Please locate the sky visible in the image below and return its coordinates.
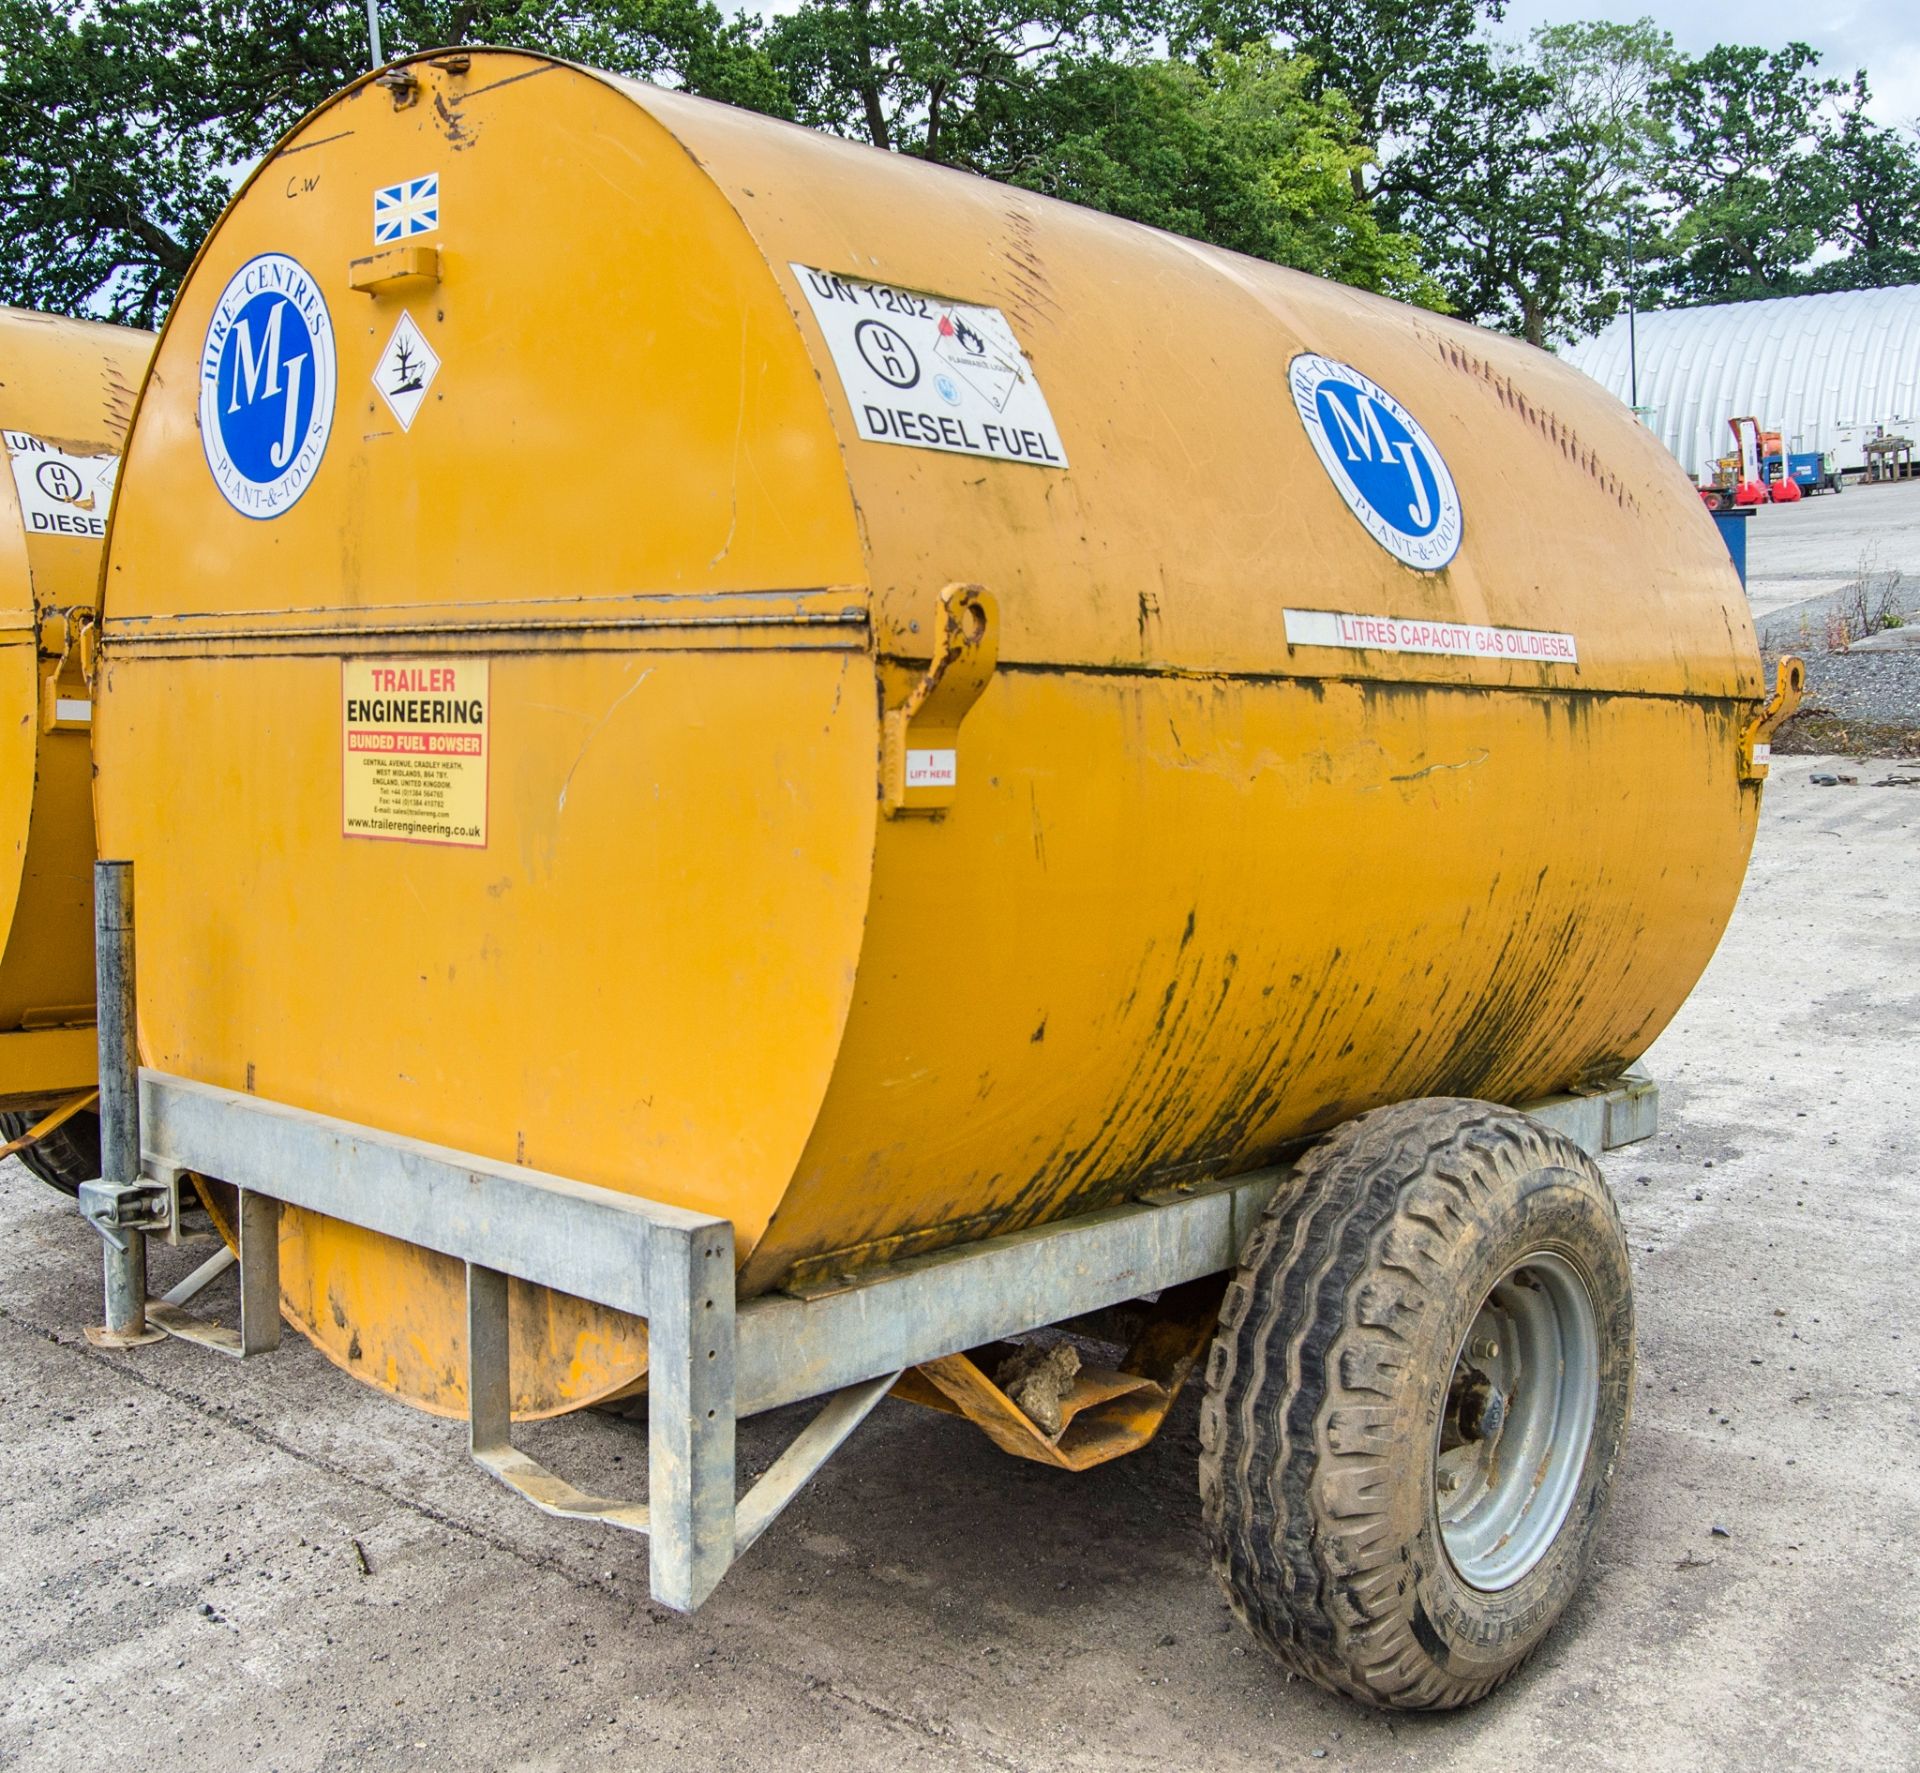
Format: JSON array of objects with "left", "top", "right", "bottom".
[{"left": 1491, "top": 0, "right": 1920, "bottom": 128}]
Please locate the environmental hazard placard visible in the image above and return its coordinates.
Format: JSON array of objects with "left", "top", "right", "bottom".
[
  {"left": 793, "top": 265, "right": 1068, "bottom": 468},
  {"left": 3, "top": 431, "right": 121, "bottom": 540},
  {"left": 342, "top": 659, "right": 489, "bottom": 848}
]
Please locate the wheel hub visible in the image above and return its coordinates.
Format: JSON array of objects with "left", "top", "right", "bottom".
[{"left": 1434, "top": 1253, "right": 1600, "bottom": 1590}]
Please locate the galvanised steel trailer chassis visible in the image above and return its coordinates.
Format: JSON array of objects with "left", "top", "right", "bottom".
[{"left": 75, "top": 861, "right": 1657, "bottom": 1612}]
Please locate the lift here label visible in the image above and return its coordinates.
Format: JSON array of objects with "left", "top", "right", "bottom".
[
  {"left": 794, "top": 265, "right": 1068, "bottom": 468},
  {"left": 342, "top": 659, "right": 489, "bottom": 848},
  {"left": 3, "top": 432, "right": 120, "bottom": 540},
  {"left": 1284, "top": 608, "right": 1578, "bottom": 665}
]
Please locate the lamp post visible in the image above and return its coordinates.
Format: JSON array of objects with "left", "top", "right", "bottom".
[{"left": 1625, "top": 209, "right": 1639, "bottom": 415}]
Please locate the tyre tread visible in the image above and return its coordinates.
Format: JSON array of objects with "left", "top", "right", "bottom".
[
  {"left": 0, "top": 1107, "right": 102, "bottom": 1197},
  {"left": 1198, "top": 1097, "right": 1629, "bottom": 1709}
]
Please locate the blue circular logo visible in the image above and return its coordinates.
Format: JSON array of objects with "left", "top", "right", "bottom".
[
  {"left": 935, "top": 374, "right": 962, "bottom": 407},
  {"left": 1290, "top": 354, "right": 1462, "bottom": 570},
  {"left": 199, "top": 253, "right": 336, "bottom": 519}
]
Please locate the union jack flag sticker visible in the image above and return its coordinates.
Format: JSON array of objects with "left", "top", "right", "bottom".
[{"left": 373, "top": 174, "right": 439, "bottom": 244}]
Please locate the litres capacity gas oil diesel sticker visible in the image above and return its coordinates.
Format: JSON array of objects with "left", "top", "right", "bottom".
[
  {"left": 342, "top": 659, "right": 489, "bottom": 848},
  {"left": 1284, "top": 608, "right": 1578, "bottom": 665},
  {"left": 794, "top": 265, "right": 1068, "bottom": 468},
  {"left": 2, "top": 432, "right": 120, "bottom": 540}
]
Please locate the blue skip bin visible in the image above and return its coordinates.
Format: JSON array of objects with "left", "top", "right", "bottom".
[{"left": 1711, "top": 506, "right": 1753, "bottom": 587}]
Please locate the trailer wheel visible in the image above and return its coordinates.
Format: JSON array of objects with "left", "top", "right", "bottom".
[
  {"left": 1199, "top": 1098, "right": 1633, "bottom": 1709},
  {"left": 0, "top": 1107, "right": 103, "bottom": 1197}
]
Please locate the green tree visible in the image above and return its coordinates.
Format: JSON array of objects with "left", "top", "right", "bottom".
[
  {"left": 1172, "top": 0, "right": 1626, "bottom": 329},
  {"left": 1395, "top": 20, "right": 1674, "bottom": 345},
  {"left": 1801, "top": 74, "right": 1920, "bottom": 292},
  {"left": 1182, "top": 0, "right": 1507, "bottom": 207},
  {"left": 24, "top": 0, "right": 1915, "bottom": 340},
  {"left": 0, "top": 0, "right": 784, "bottom": 322},
  {"left": 760, "top": 2, "right": 1442, "bottom": 299},
  {"left": 763, "top": 0, "right": 1139, "bottom": 162},
  {"left": 1647, "top": 41, "right": 1840, "bottom": 303},
  {"left": 969, "top": 46, "right": 1442, "bottom": 303}
]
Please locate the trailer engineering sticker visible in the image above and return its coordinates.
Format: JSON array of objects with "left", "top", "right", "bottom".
[
  {"left": 1290, "top": 354, "right": 1463, "bottom": 571},
  {"left": 1284, "top": 608, "right": 1578, "bottom": 665},
  {"left": 343, "top": 659, "right": 489, "bottom": 848},
  {"left": 794, "top": 266, "right": 1068, "bottom": 468},
  {"left": 200, "top": 252, "right": 336, "bottom": 520},
  {"left": 2, "top": 432, "right": 120, "bottom": 540}
]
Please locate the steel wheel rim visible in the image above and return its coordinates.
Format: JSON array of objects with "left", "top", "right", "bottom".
[{"left": 1434, "top": 1250, "right": 1599, "bottom": 1591}]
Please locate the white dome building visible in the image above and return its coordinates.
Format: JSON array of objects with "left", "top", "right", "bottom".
[{"left": 1560, "top": 284, "right": 1920, "bottom": 480}]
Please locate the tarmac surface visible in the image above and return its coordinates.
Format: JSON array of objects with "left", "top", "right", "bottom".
[
  {"left": 1744, "top": 472, "right": 1920, "bottom": 625},
  {"left": 3, "top": 754, "right": 1916, "bottom": 1772}
]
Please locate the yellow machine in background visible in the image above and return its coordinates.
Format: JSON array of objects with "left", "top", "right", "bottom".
[
  {"left": 0, "top": 309, "right": 151, "bottom": 1191},
  {"left": 84, "top": 52, "right": 1800, "bottom": 1707}
]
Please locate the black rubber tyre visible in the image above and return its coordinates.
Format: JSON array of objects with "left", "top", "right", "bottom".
[
  {"left": 0, "top": 1106, "right": 103, "bottom": 1196},
  {"left": 1199, "top": 1098, "right": 1633, "bottom": 1710}
]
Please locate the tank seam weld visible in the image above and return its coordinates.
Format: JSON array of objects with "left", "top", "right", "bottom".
[{"left": 909, "top": 656, "right": 1755, "bottom": 705}]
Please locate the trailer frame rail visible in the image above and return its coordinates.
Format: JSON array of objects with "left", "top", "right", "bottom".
[{"left": 74, "top": 860, "right": 1660, "bottom": 1612}]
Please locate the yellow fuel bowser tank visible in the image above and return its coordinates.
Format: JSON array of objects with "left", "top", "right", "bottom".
[
  {"left": 95, "top": 52, "right": 1775, "bottom": 1409},
  {"left": 90, "top": 50, "right": 1798, "bottom": 1708},
  {"left": 0, "top": 309, "right": 151, "bottom": 1190}
]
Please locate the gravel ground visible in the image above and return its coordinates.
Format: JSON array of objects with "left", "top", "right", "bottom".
[
  {"left": 2, "top": 759, "right": 1916, "bottom": 1773},
  {"left": 1757, "top": 579, "right": 1920, "bottom": 732},
  {"left": 1766, "top": 643, "right": 1920, "bottom": 742},
  {"left": 1747, "top": 477, "right": 1920, "bottom": 745}
]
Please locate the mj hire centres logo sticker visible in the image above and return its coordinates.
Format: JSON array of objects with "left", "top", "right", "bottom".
[
  {"left": 199, "top": 252, "right": 337, "bottom": 520},
  {"left": 1289, "top": 354, "right": 1462, "bottom": 571}
]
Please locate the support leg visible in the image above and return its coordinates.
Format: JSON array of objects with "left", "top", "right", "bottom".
[
  {"left": 646, "top": 1222, "right": 736, "bottom": 1611},
  {"left": 82, "top": 860, "right": 165, "bottom": 1348},
  {"left": 464, "top": 1261, "right": 652, "bottom": 1529},
  {"left": 144, "top": 1195, "right": 284, "bottom": 1359},
  {"left": 94, "top": 1226, "right": 154, "bottom": 1347},
  {"left": 466, "top": 1261, "right": 512, "bottom": 1459},
  {"left": 237, "top": 1189, "right": 282, "bottom": 1356}
]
